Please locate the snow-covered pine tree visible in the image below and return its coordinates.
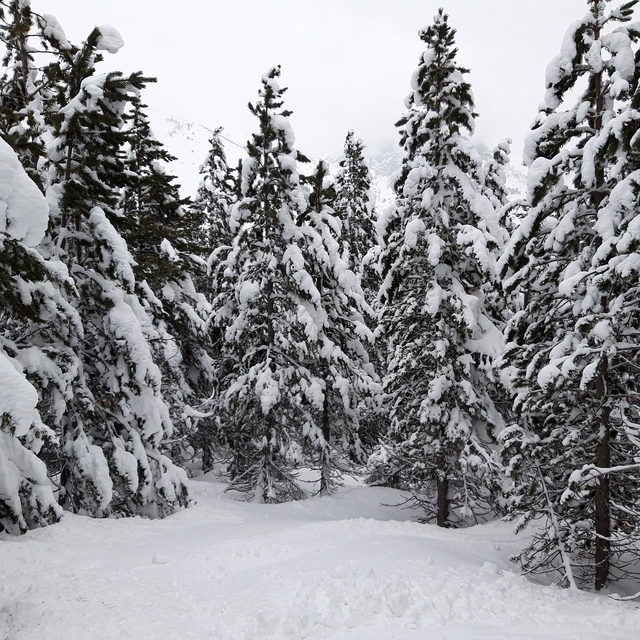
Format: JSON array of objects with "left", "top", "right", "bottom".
[
  {"left": 42, "top": 25, "right": 188, "bottom": 517},
  {"left": 211, "top": 66, "right": 326, "bottom": 503},
  {"left": 499, "top": 0, "right": 640, "bottom": 589},
  {"left": 1, "top": 1, "right": 45, "bottom": 181},
  {"left": 0, "top": 0, "right": 41, "bottom": 180},
  {"left": 183, "top": 127, "right": 241, "bottom": 470},
  {"left": 480, "top": 139, "right": 518, "bottom": 232},
  {"left": 194, "top": 127, "right": 236, "bottom": 254},
  {"left": 334, "top": 130, "right": 378, "bottom": 299},
  {"left": 476, "top": 141, "right": 515, "bottom": 405},
  {"left": 0, "top": 136, "right": 65, "bottom": 533},
  {"left": 377, "top": 9, "right": 504, "bottom": 527},
  {"left": 194, "top": 127, "right": 237, "bottom": 314},
  {"left": 192, "top": 128, "right": 240, "bottom": 306},
  {"left": 121, "top": 96, "right": 196, "bottom": 284},
  {"left": 333, "top": 132, "right": 385, "bottom": 451},
  {"left": 302, "top": 160, "right": 381, "bottom": 495},
  {"left": 120, "top": 95, "right": 215, "bottom": 471}
]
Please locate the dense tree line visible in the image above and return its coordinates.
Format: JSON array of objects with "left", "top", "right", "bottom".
[{"left": 1, "top": 0, "right": 640, "bottom": 592}]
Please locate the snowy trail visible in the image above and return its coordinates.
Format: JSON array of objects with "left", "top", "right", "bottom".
[{"left": 2, "top": 477, "right": 639, "bottom": 640}]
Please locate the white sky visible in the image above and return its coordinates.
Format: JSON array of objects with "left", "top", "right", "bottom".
[{"left": 39, "top": 0, "right": 592, "bottom": 166}]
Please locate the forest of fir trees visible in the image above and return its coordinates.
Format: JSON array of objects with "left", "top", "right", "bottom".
[{"left": 2, "top": 0, "right": 640, "bottom": 592}]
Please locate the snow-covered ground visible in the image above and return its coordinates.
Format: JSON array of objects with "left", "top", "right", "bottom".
[{"left": 2, "top": 477, "right": 639, "bottom": 640}]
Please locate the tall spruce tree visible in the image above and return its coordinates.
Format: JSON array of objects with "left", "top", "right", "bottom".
[
  {"left": 302, "top": 160, "right": 380, "bottom": 494},
  {"left": 120, "top": 95, "right": 215, "bottom": 470},
  {"left": 194, "top": 128, "right": 237, "bottom": 318},
  {"left": 211, "top": 67, "right": 330, "bottom": 502},
  {"left": 182, "top": 129, "right": 240, "bottom": 470},
  {"left": 120, "top": 96, "right": 196, "bottom": 284},
  {"left": 333, "top": 132, "right": 385, "bottom": 451},
  {"left": 480, "top": 139, "right": 517, "bottom": 233},
  {"left": 40, "top": 25, "right": 189, "bottom": 517},
  {"left": 500, "top": 0, "right": 640, "bottom": 589},
  {"left": 378, "top": 9, "right": 504, "bottom": 527}
]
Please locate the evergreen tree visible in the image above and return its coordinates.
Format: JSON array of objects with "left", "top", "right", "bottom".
[
  {"left": 377, "top": 10, "right": 504, "bottom": 527},
  {"left": 477, "top": 140, "right": 515, "bottom": 359},
  {"left": 40, "top": 25, "right": 189, "bottom": 517},
  {"left": 193, "top": 126, "right": 239, "bottom": 316},
  {"left": 0, "top": 136, "right": 64, "bottom": 533},
  {"left": 121, "top": 95, "right": 196, "bottom": 285},
  {"left": 333, "top": 132, "right": 384, "bottom": 451},
  {"left": 121, "top": 96, "right": 215, "bottom": 471},
  {"left": 480, "top": 139, "right": 517, "bottom": 233},
  {"left": 334, "top": 130, "right": 378, "bottom": 299},
  {"left": 211, "top": 66, "right": 327, "bottom": 502},
  {"left": 303, "top": 160, "right": 381, "bottom": 494},
  {"left": 500, "top": 0, "right": 640, "bottom": 589},
  {"left": 193, "top": 126, "right": 236, "bottom": 253},
  {"left": 180, "top": 129, "right": 241, "bottom": 470}
]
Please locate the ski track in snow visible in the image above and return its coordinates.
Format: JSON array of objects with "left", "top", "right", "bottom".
[{"left": 1, "top": 478, "right": 639, "bottom": 640}]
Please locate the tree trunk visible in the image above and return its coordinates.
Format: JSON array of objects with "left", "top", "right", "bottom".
[
  {"left": 588, "top": 6, "right": 611, "bottom": 591},
  {"left": 436, "top": 474, "right": 449, "bottom": 527},
  {"left": 319, "top": 384, "right": 331, "bottom": 496},
  {"left": 594, "top": 355, "right": 611, "bottom": 590}
]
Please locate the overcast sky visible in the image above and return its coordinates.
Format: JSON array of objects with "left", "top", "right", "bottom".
[{"left": 40, "top": 0, "right": 593, "bottom": 166}]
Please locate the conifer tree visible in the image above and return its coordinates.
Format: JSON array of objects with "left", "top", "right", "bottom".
[
  {"left": 334, "top": 130, "right": 378, "bottom": 298},
  {"left": 477, "top": 140, "right": 515, "bottom": 348},
  {"left": 378, "top": 10, "right": 504, "bottom": 527},
  {"left": 177, "top": 129, "right": 240, "bottom": 470},
  {"left": 333, "top": 132, "right": 384, "bottom": 451},
  {"left": 0, "top": 136, "right": 65, "bottom": 533},
  {"left": 303, "top": 160, "right": 380, "bottom": 494},
  {"left": 40, "top": 25, "right": 189, "bottom": 517},
  {"left": 500, "top": 0, "right": 640, "bottom": 589},
  {"left": 193, "top": 127, "right": 236, "bottom": 253},
  {"left": 121, "top": 96, "right": 196, "bottom": 284},
  {"left": 192, "top": 127, "right": 239, "bottom": 315},
  {"left": 480, "top": 139, "right": 517, "bottom": 233},
  {"left": 121, "top": 96, "right": 215, "bottom": 470},
  {"left": 193, "top": 127, "right": 236, "bottom": 389},
  {"left": 211, "top": 66, "right": 327, "bottom": 502}
]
